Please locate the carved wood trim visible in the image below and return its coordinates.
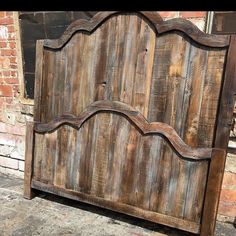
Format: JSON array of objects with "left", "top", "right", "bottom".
[
  {"left": 34, "top": 100, "right": 212, "bottom": 160},
  {"left": 42, "top": 11, "right": 229, "bottom": 49}
]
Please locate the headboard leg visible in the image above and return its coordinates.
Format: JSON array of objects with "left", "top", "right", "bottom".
[
  {"left": 200, "top": 149, "right": 226, "bottom": 236},
  {"left": 23, "top": 121, "right": 36, "bottom": 199}
]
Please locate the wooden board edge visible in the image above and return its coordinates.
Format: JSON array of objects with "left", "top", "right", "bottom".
[
  {"left": 214, "top": 35, "right": 236, "bottom": 149},
  {"left": 31, "top": 179, "right": 200, "bottom": 234},
  {"left": 200, "top": 148, "right": 226, "bottom": 236},
  {"left": 23, "top": 121, "right": 35, "bottom": 199},
  {"left": 34, "top": 40, "right": 44, "bottom": 122},
  {"left": 43, "top": 11, "right": 229, "bottom": 49}
]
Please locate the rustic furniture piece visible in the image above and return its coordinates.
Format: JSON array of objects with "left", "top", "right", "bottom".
[{"left": 24, "top": 12, "right": 236, "bottom": 235}]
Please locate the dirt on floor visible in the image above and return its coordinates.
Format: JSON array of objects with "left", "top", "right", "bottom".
[{"left": 0, "top": 173, "right": 235, "bottom": 236}]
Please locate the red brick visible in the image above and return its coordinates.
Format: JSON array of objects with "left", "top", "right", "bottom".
[
  {"left": 0, "top": 57, "right": 10, "bottom": 69},
  {"left": 158, "top": 11, "right": 178, "bottom": 18},
  {"left": 0, "top": 42, "right": 7, "bottom": 48},
  {"left": 220, "top": 189, "right": 236, "bottom": 202},
  {"left": 0, "top": 12, "right": 6, "bottom": 18},
  {"left": 5, "top": 97, "right": 13, "bottom": 104},
  {"left": 1, "top": 49, "right": 16, "bottom": 56},
  {"left": 7, "top": 33, "right": 15, "bottom": 40},
  {"left": 218, "top": 201, "right": 236, "bottom": 218},
  {"left": 9, "top": 41, "right": 15, "bottom": 49},
  {"left": 10, "top": 71, "right": 17, "bottom": 77},
  {"left": 0, "top": 85, "right": 12, "bottom": 97},
  {"left": 222, "top": 172, "right": 236, "bottom": 187},
  {"left": 9, "top": 57, "right": 16, "bottom": 64},
  {"left": 10, "top": 64, "right": 17, "bottom": 69},
  {"left": 13, "top": 85, "right": 20, "bottom": 97},
  {"left": 0, "top": 78, "right": 4, "bottom": 84},
  {"left": 5, "top": 12, "right": 13, "bottom": 17},
  {"left": 5, "top": 77, "right": 18, "bottom": 84},
  {"left": 180, "top": 11, "right": 206, "bottom": 18},
  {"left": 2, "top": 71, "right": 10, "bottom": 77},
  {"left": 7, "top": 25, "right": 15, "bottom": 33},
  {"left": 0, "top": 17, "right": 13, "bottom": 25},
  {"left": 0, "top": 97, "right": 5, "bottom": 108}
]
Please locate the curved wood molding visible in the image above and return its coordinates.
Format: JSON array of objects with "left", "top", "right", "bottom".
[
  {"left": 34, "top": 100, "right": 212, "bottom": 160},
  {"left": 43, "top": 11, "right": 229, "bottom": 49},
  {"left": 156, "top": 18, "right": 229, "bottom": 48}
]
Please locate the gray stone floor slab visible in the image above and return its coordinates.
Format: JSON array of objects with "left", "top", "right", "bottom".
[{"left": 0, "top": 173, "right": 235, "bottom": 236}]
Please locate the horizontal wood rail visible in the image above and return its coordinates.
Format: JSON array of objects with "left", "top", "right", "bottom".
[
  {"left": 31, "top": 179, "right": 201, "bottom": 234},
  {"left": 43, "top": 11, "right": 229, "bottom": 49},
  {"left": 34, "top": 100, "right": 212, "bottom": 160}
]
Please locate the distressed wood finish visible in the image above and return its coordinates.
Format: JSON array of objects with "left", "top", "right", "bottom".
[
  {"left": 34, "top": 100, "right": 212, "bottom": 160},
  {"left": 214, "top": 35, "right": 236, "bottom": 149},
  {"left": 25, "top": 12, "right": 236, "bottom": 235},
  {"left": 23, "top": 122, "right": 35, "bottom": 199},
  {"left": 200, "top": 149, "right": 226, "bottom": 235}
]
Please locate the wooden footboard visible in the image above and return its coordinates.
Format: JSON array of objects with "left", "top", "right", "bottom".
[{"left": 24, "top": 101, "right": 226, "bottom": 234}]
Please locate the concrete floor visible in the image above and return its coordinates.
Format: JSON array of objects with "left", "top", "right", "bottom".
[{"left": 0, "top": 173, "right": 235, "bottom": 236}]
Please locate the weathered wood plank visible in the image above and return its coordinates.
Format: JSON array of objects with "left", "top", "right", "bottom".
[
  {"left": 214, "top": 35, "right": 236, "bottom": 149},
  {"left": 31, "top": 179, "right": 201, "bottom": 234},
  {"left": 34, "top": 100, "right": 212, "bottom": 160},
  {"left": 24, "top": 122, "right": 35, "bottom": 199},
  {"left": 30, "top": 12, "right": 233, "bottom": 235},
  {"left": 200, "top": 149, "right": 226, "bottom": 236},
  {"left": 33, "top": 40, "right": 44, "bottom": 122},
  {"left": 43, "top": 12, "right": 229, "bottom": 49}
]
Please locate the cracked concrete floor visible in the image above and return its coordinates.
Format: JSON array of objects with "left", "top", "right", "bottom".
[{"left": 0, "top": 173, "right": 235, "bottom": 236}]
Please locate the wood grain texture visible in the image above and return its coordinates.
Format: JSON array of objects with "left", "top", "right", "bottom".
[
  {"left": 31, "top": 179, "right": 200, "bottom": 233},
  {"left": 214, "top": 35, "right": 236, "bottom": 149},
  {"left": 34, "top": 100, "right": 212, "bottom": 160},
  {"left": 28, "top": 12, "right": 234, "bottom": 235},
  {"left": 33, "top": 40, "right": 44, "bottom": 121},
  {"left": 200, "top": 149, "right": 226, "bottom": 236},
  {"left": 43, "top": 11, "right": 229, "bottom": 49},
  {"left": 33, "top": 112, "right": 209, "bottom": 229},
  {"left": 23, "top": 122, "right": 35, "bottom": 199}
]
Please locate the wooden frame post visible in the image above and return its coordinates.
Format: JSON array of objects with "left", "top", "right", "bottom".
[
  {"left": 24, "top": 121, "right": 35, "bottom": 199},
  {"left": 201, "top": 35, "right": 236, "bottom": 235},
  {"left": 200, "top": 149, "right": 226, "bottom": 236}
]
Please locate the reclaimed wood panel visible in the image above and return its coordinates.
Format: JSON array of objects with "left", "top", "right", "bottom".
[
  {"left": 25, "top": 12, "right": 236, "bottom": 235},
  {"left": 33, "top": 112, "right": 209, "bottom": 224}
]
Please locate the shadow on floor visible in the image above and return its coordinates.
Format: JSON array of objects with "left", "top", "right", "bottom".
[{"left": 35, "top": 189, "right": 194, "bottom": 236}]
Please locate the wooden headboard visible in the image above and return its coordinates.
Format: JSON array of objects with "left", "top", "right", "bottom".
[{"left": 24, "top": 12, "right": 236, "bottom": 235}]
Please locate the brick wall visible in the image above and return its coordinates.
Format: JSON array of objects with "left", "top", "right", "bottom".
[
  {"left": 0, "top": 11, "right": 33, "bottom": 178},
  {"left": 0, "top": 11, "right": 235, "bottom": 223}
]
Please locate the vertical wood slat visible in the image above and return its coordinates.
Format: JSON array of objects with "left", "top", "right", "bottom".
[
  {"left": 29, "top": 12, "right": 234, "bottom": 235},
  {"left": 23, "top": 122, "right": 35, "bottom": 199},
  {"left": 214, "top": 35, "right": 236, "bottom": 149},
  {"left": 33, "top": 40, "right": 44, "bottom": 122},
  {"left": 200, "top": 149, "right": 226, "bottom": 236}
]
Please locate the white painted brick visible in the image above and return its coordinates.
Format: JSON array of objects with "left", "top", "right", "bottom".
[
  {"left": 225, "top": 153, "right": 236, "bottom": 173},
  {"left": 0, "top": 26, "right": 8, "bottom": 39},
  {"left": 0, "top": 145, "right": 14, "bottom": 156},
  {"left": 0, "top": 133, "right": 16, "bottom": 146},
  {"left": 0, "top": 166, "right": 24, "bottom": 179},
  {"left": 18, "top": 160, "right": 24, "bottom": 171},
  {"left": 228, "top": 140, "right": 236, "bottom": 148},
  {"left": 0, "top": 156, "right": 18, "bottom": 169},
  {"left": 188, "top": 18, "right": 205, "bottom": 31}
]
